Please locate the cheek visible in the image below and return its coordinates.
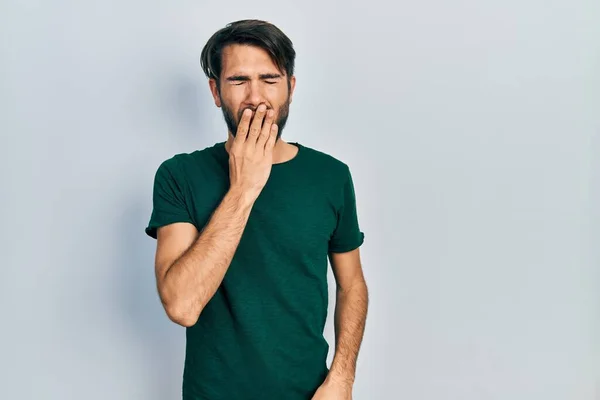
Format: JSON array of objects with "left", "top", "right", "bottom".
[
  {"left": 269, "top": 88, "right": 288, "bottom": 107},
  {"left": 220, "top": 94, "right": 241, "bottom": 113},
  {"left": 276, "top": 94, "right": 291, "bottom": 112},
  {"left": 220, "top": 86, "right": 243, "bottom": 104},
  {"left": 279, "top": 87, "right": 292, "bottom": 105}
]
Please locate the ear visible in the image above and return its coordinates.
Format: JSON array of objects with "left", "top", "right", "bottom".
[
  {"left": 208, "top": 78, "right": 222, "bottom": 108},
  {"left": 288, "top": 75, "right": 296, "bottom": 104}
]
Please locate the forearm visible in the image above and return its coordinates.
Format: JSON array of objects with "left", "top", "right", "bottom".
[
  {"left": 327, "top": 280, "right": 369, "bottom": 385},
  {"left": 160, "top": 188, "right": 254, "bottom": 326}
]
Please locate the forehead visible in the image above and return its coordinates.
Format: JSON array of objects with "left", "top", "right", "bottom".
[{"left": 221, "top": 44, "right": 282, "bottom": 76}]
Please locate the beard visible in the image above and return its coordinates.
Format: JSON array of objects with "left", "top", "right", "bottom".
[{"left": 220, "top": 96, "right": 290, "bottom": 140}]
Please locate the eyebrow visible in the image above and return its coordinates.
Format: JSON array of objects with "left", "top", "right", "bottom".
[{"left": 225, "top": 73, "right": 283, "bottom": 81}]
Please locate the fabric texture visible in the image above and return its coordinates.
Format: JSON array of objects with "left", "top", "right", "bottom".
[{"left": 146, "top": 141, "right": 365, "bottom": 400}]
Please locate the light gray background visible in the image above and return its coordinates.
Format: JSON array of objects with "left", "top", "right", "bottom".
[{"left": 1, "top": 1, "right": 599, "bottom": 399}]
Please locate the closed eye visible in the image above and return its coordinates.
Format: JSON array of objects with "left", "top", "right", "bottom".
[{"left": 232, "top": 81, "right": 276, "bottom": 85}]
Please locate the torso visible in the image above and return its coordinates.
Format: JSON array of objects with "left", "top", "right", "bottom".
[{"left": 160, "top": 141, "right": 358, "bottom": 400}]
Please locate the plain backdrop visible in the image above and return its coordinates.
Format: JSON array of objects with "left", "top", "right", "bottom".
[{"left": 1, "top": 1, "right": 599, "bottom": 399}]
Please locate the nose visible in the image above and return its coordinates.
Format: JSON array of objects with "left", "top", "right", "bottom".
[{"left": 245, "top": 80, "right": 266, "bottom": 109}]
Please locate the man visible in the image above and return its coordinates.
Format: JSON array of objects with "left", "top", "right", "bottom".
[{"left": 145, "top": 19, "right": 368, "bottom": 400}]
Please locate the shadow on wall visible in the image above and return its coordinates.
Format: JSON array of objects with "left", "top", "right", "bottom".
[
  {"left": 115, "top": 74, "right": 222, "bottom": 399},
  {"left": 160, "top": 72, "right": 219, "bottom": 142},
  {"left": 117, "top": 199, "right": 185, "bottom": 400}
]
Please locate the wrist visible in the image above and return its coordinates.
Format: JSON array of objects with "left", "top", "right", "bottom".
[
  {"left": 324, "top": 371, "right": 354, "bottom": 388},
  {"left": 226, "top": 186, "right": 256, "bottom": 210}
]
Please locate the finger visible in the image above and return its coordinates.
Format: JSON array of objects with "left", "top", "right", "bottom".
[
  {"left": 256, "top": 109, "right": 274, "bottom": 149},
  {"left": 234, "top": 108, "right": 252, "bottom": 143},
  {"left": 247, "top": 104, "right": 267, "bottom": 143},
  {"left": 264, "top": 123, "right": 278, "bottom": 155}
]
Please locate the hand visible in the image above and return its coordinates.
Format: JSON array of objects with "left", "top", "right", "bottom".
[
  {"left": 228, "top": 103, "right": 278, "bottom": 202},
  {"left": 311, "top": 378, "right": 353, "bottom": 400}
]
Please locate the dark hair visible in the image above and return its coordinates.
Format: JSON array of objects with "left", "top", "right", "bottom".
[{"left": 200, "top": 19, "right": 296, "bottom": 88}]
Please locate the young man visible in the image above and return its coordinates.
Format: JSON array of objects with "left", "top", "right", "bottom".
[{"left": 145, "top": 19, "right": 368, "bottom": 400}]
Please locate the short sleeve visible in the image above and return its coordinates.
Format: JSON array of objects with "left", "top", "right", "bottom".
[
  {"left": 145, "top": 158, "right": 194, "bottom": 239},
  {"left": 328, "top": 166, "right": 365, "bottom": 253}
]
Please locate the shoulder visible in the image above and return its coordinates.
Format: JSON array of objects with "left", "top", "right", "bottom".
[
  {"left": 297, "top": 142, "right": 352, "bottom": 179},
  {"left": 154, "top": 142, "right": 225, "bottom": 178}
]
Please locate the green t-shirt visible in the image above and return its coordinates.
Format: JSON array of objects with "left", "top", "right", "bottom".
[{"left": 145, "top": 141, "right": 365, "bottom": 400}]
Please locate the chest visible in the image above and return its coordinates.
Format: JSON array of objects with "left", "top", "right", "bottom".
[
  {"left": 186, "top": 168, "right": 338, "bottom": 255},
  {"left": 245, "top": 178, "right": 337, "bottom": 257}
]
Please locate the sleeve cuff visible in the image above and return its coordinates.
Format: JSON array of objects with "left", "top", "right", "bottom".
[
  {"left": 328, "top": 232, "right": 365, "bottom": 253},
  {"left": 145, "top": 215, "right": 195, "bottom": 239}
]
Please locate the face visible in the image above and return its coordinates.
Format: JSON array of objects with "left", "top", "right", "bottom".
[{"left": 209, "top": 44, "right": 296, "bottom": 139}]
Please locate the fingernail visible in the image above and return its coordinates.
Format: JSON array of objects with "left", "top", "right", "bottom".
[{"left": 258, "top": 104, "right": 266, "bottom": 112}]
